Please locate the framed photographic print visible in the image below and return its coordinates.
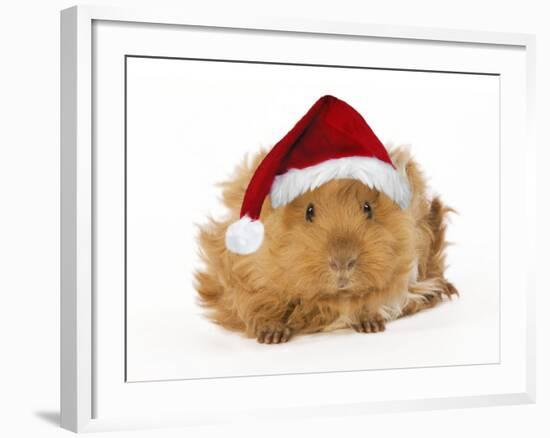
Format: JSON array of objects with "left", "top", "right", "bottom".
[{"left": 60, "top": 5, "right": 536, "bottom": 433}]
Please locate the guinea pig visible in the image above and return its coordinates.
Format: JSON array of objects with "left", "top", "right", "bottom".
[{"left": 194, "top": 146, "right": 458, "bottom": 343}]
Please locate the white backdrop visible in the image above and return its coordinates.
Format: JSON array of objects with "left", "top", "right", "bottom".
[
  {"left": 0, "top": 0, "right": 548, "bottom": 437},
  {"left": 126, "top": 57, "right": 500, "bottom": 381}
]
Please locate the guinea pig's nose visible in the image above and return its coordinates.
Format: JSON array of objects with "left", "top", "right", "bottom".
[
  {"left": 328, "top": 255, "right": 357, "bottom": 272},
  {"left": 337, "top": 277, "right": 350, "bottom": 289}
]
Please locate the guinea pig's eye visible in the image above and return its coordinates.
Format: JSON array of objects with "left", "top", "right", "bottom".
[
  {"left": 363, "top": 201, "right": 373, "bottom": 219},
  {"left": 305, "top": 203, "right": 315, "bottom": 222}
]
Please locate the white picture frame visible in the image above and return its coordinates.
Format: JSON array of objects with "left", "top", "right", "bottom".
[{"left": 60, "top": 4, "right": 536, "bottom": 433}]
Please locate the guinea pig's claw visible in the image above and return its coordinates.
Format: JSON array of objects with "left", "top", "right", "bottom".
[
  {"left": 351, "top": 316, "right": 386, "bottom": 334},
  {"left": 256, "top": 325, "right": 292, "bottom": 344}
]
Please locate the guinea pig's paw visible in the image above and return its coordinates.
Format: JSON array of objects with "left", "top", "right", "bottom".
[
  {"left": 256, "top": 323, "right": 293, "bottom": 344},
  {"left": 351, "top": 314, "right": 386, "bottom": 334}
]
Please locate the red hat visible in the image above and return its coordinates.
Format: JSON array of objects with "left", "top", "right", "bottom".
[{"left": 225, "top": 95, "right": 411, "bottom": 254}]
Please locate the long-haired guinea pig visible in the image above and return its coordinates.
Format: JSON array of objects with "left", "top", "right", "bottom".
[{"left": 194, "top": 146, "right": 458, "bottom": 344}]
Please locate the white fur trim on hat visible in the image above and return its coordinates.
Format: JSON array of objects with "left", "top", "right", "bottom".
[
  {"left": 270, "top": 156, "right": 411, "bottom": 209},
  {"left": 225, "top": 215, "right": 265, "bottom": 255}
]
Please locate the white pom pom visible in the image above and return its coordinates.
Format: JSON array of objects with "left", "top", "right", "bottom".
[{"left": 225, "top": 215, "right": 264, "bottom": 255}]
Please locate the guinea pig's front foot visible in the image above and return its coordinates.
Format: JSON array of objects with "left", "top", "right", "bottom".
[
  {"left": 255, "top": 322, "right": 293, "bottom": 344},
  {"left": 350, "top": 314, "right": 386, "bottom": 334}
]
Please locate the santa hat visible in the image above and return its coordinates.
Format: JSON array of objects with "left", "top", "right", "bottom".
[{"left": 225, "top": 95, "right": 411, "bottom": 255}]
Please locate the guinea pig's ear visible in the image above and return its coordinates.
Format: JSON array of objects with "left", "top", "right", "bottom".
[
  {"left": 388, "top": 145, "right": 413, "bottom": 182},
  {"left": 387, "top": 145, "right": 416, "bottom": 208},
  {"left": 389, "top": 144, "right": 435, "bottom": 212}
]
